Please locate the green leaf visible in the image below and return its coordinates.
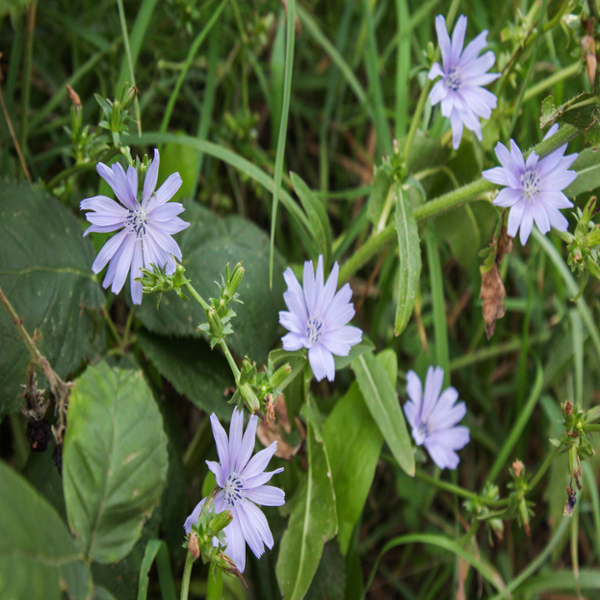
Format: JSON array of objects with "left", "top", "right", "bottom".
[
  {"left": 304, "top": 540, "right": 346, "bottom": 600},
  {"left": 0, "top": 180, "right": 104, "bottom": 418},
  {"left": 276, "top": 420, "right": 338, "bottom": 600},
  {"left": 93, "top": 587, "right": 117, "bottom": 600},
  {"left": 134, "top": 205, "right": 286, "bottom": 363},
  {"left": 137, "top": 329, "right": 234, "bottom": 419},
  {"left": 322, "top": 379, "right": 383, "bottom": 554},
  {"left": 137, "top": 540, "right": 177, "bottom": 600},
  {"left": 366, "top": 166, "right": 392, "bottom": 227},
  {"left": 63, "top": 362, "right": 169, "bottom": 564},
  {"left": 351, "top": 351, "right": 415, "bottom": 476},
  {"left": 540, "top": 93, "right": 600, "bottom": 146},
  {"left": 290, "top": 172, "right": 332, "bottom": 268},
  {"left": 394, "top": 182, "right": 422, "bottom": 336},
  {"left": 0, "top": 460, "right": 93, "bottom": 600},
  {"left": 333, "top": 336, "right": 375, "bottom": 371},
  {"left": 564, "top": 147, "right": 600, "bottom": 198}
]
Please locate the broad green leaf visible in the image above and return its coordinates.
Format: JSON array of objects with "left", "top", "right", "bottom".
[
  {"left": 540, "top": 93, "right": 600, "bottom": 146},
  {"left": 0, "top": 180, "right": 104, "bottom": 419},
  {"left": 394, "top": 182, "right": 422, "bottom": 336},
  {"left": 63, "top": 362, "right": 169, "bottom": 564},
  {"left": 276, "top": 420, "right": 337, "bottom": 600},
  {"left": 158, "top": 141, "right": 197, "bottom": 201},
  {"left": 93, "top": 587, "right": 117, "bottom": 600},
  {"left": 564, "top": 147, "right": 600, "bottom": 198},
  {"left": 137, "top": 329, "right": 234, "bottom": 419},
  {"left": 290, "top": 172, "right": 332, "bottom": 268},
  {"left": 0, "top": 460, "right": 93, "bottom": 600},
  {"left": 333, "top": 336, "right": 375, "bottom": 370},
  {"left": 322, "top": 380, "right": 383, "bottom": 554},
  {"left": 304, "top": 540, "right": 346, "bottom": 600},
  {"left": 134, "top": 205, "right": 286, "bottom": 363},
  {"left": 366, "top": 167, "right": 392, "bottom": 227},
  {"left": 352, "top": 351, "right": 415, "bottom": 476}
]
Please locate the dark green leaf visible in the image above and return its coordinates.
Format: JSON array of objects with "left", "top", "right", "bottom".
[
  {"left": 134, "top": 206, "right": 286, "bottom": 363},
  {"left": 352, "top": 351, "right": 415, "bottom": 476},
  {"left": 540, "top": 93, "right": 600, "bottom": 146},
  {"left": 276, "top": 419, "right": 337, "bottom": 600},
  {"left": 0, "top": 180, "right": 104, "bottom": 419},
  {"left": 366, "top": 166, "right": 392, "bottom": 227},
  {"left": 137, "top": 329, "right": 234, "bottom": 420},
  {"left": 304, "top": 540, "right": 346, "bottom": 600},
  {"left": 564, "top": 147, "right": 600, "bottom": 197},
  {"left": 63, "top": 362, "right": 169, "bottom": 563},
  {"left": 394, "top": 182, "right": 422, "bottom": 336},
  {"left": 0, "top": 460, "right": 93, "bottom": 600}
]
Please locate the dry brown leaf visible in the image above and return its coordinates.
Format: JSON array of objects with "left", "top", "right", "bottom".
[
  {"left": 257, "top": 396, "right": 305, "bottom": 460},
  {"left": 480, "top": 263, "right": 506, "bottom": 340}
]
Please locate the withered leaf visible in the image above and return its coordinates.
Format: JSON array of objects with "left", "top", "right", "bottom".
[
  {"left": 257, "top": 396, "right": 305, "bottom": 460},
  {"left": 480, "top": 263, "right": 506, "bottom": 340}
]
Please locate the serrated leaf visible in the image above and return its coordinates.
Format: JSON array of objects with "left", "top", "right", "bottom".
[
  {"left": 137, "top": 329, "right": 234, "bottom": 420},
  {"left": 290, "top": 172, "right": 332, "bottom": 268},
  {"left": 352, "top": 351, "right": 414, "bottom": 476},
  {"left": 134, "top": 205, "right": 286, "bottom": 363},
  {"left": 394, "top": 182, "right": 422, "bottom": 336},
  {"left": 276, "top": 419, "right": 337, "bottom": 600},
  {"left": 0, "top": 180, "right": 104, "bottom": 419},
  {"left": 564, "top": 147, "right": 600, "bottom": 197},
  {"left": 540, "top": 93, "right": 600, "bottom": 145},
  {"left": 63, "top": 362, "right": 169, "bottom": 564},
  {"left": 0, "top": 460, "right": 93, "bottom": 600}
]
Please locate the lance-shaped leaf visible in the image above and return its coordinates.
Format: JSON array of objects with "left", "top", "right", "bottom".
[
  {"left": 63, "top": 362, "right": 169, "bottom": 564},
  {"left": 0, "top": 461, "right": 93, "bottom": 600},
  {"left": 290, "top": 172, "right": 332, "bottom": 268},
  {"left": 352, "top": 351, "right": 414, "bottom": 476},
  {"left": 276, "top": 416, "right": 337, "bottom": 600},
  {"left": 564, "top": 147, "right": 600, "bottom": 198},
  {"left": 394, "top": 182, "right": 422, "bottom": 336},
  {"left": 367, "top": 166, "right": 392, "bottom": 227}
]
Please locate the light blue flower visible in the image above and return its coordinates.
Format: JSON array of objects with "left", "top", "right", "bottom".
[
  {"left": 80, "top": 149, "right": 189, "bottom": 304},
  {"left": 428, "top": 14, "right": 500, "bottom": 149},
  {"left": 482, "top": 124, "right": 578, "bottom": 244},
  {"left": 279, "top": 255, "right": 363, "bottom": 382},
  {"left": 184, "top": 409, "right": 284, "bottom": 573},
  {"left": 403, "top": 366, "right": 469, "bottom": 470}
]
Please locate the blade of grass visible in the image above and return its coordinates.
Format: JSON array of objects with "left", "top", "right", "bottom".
[
  {"left": 395, "top": 0, "right": 410, "bottom": 138},
  {"left": 116, "top": 0, "right": 142, "bottom": 135},
  {"left": 486, "top": 357, "right": 544, "bottom": 483},
  {"left": 361, "top": 0, "right": 392, "bottom": 157},
  {"left": 269, "top": 0, "right": 296, "bottom": 287},
  {"left": 582, "top": 462, "right": 600, "bottom": 562},
  {"left": 159, "top": 0, "right": 229, "bottom": 135}
]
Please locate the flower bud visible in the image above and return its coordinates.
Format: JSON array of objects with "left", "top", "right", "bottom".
[
  {"left": 208, "top": 510, "right": 233, "bottom": 536},
  {"left": 224, "top": 262, "right": 245, "bottom": 301},
  {"left": 239, "top": 382, "right": 260, "bottom": 413},
  {"left": 188, "top": 532, "right": 200, "bottom": 558},
  {"left": 270, "top": 363, "right": 291, "bottom": 390},
  {"left": 121, "top": 86, "right": 139, "bottom": 111}
]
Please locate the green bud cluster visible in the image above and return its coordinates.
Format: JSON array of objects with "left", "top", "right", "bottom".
[
  {"left": 567, "top": 197, "right": 600, "bottom": 301},
  {"left": 464, "top": 483, "right": 504, "bottom": 544},
  {"left": 139, "top": 263, "right": 190, "bottom": 309},
  {"left": 230, "top": 357, "right": 292, "bottom": 414},
  {"left": 95, "top": 84, "right": 138, "bottom": 149},
  {"left": 549, "top": 400, "right": 597, "bottom": 490},
  {"left": 506, "top": 461, "right": 535, "bottom": 537},
  {"left": 198, "top": 263, "right": 245, "bottom": 349}
]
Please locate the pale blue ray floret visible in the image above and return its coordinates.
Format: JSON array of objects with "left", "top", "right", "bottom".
[
  {"left": 403, "top": 366, "right": 470, "bottom": 470},
  {"left": 428, "top": 14, "right": 500, "bottom": 149},
  {"left": 184, "top": 409, "right": 285, "bottom": 573},
  {"left": 279, "top": 255, "right": 363, "bottom": 382},
  {"left": 482, "top": 124, "right": 578, "bottom": 244},
  {"left": 80, "top": 148, "right": 189, "bottom": 304}
]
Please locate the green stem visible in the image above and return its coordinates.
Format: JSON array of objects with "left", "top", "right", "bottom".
[
  {"left": 180, "top": 552, "right": 195, "bottom": 600},
  {"left": 219, "top": 340, "right": 240, "bottom": 381},
  {"left": 522, "top": 62, "right": 580, "bottom": 104},
  {"left": 101, "top": 307, "right": 123, "bottom": 347},
  {"left": 402, "top": 0, "right": 462, "bottom": 161},
  {"left": 527, "top": 444, "right": 560, "bottom": 491},
  {"left": 184, "top": 281, "right": 211, "bottom": 311},
  {"left": 206, "top": 564, "right": 224, "bottom": 600},
  {"left": 338, "top": 124, "right": 580, "bottom": 283}
]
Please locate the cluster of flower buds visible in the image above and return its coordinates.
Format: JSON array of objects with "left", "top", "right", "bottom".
[
  {"left": 506, "top": 460, "right": 535, "bottom": 537},
  {"left": 95, "top": 84, "right": 138, "bottom": 149},
  {"left": 184, "top": 501, "right": 241, "bottom": 578},
  {"left": 198, "top": 263, "right": 245, "bottom": 349},
  {"left": 138, "top": 263, "right": 191, "bottom": 309},
  {"left": 464, "top": 483, "right": 504, "bottom": 544},
  {"left": 566, "top": 197, "right": 600, "bottom": 300},
  {"left": 550, "top": 400, "right": 597, "bottom": 491},
  {"left": 231, "top": 357, "right": 292, "bottom": 416}
]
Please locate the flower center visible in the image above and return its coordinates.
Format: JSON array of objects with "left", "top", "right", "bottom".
[
  {"left": 306, "top": 315, "right": 323, "bottom": 344},
  {"left": 520, "top": 169, "right": 540, "bottom": 201},
  {"left": 223, "top": 473, "right": 244, "bottom": 508},
  {"left": 418, "top": 420, "right": 432, "bottom": 439},
  {"left": 124, "top": 208, "right": 148, "bottom": 239},
  {"left": 446, "top": 68, "right": 462, "bottom": 92}
]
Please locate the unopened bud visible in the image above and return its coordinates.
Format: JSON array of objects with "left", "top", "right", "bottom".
[
  {"left": 565, "top": 401, "right": 573, "bottom": 416},
  {"left": 270, "top": 363, "right": 291, "bottom": 390},
  {"left": 66, "top": 84, "right": 81, "bottom": 110},
  {"left": 121, "top": 86, "right": 139, "bottom": 111},
  {"left": 188, "top": 533, "right": 200, "bottom": 559},
  {"left": 225, "top": 262, "right": 245, "bottom": 300},
  {"left": 208, "top": 510, "right": 233, "bottom": 536},
  {"left": 207, "top": 307, "right": 223, "bottom": 338},
  {"left": 512, "top": 459, "right": 524, "bottom": 478},
  {"left": 585, "top": 229, "right": 600, "bottom": 247},
  {"left": 239, "top": 382, "right": 260, "bottom": 412}
]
